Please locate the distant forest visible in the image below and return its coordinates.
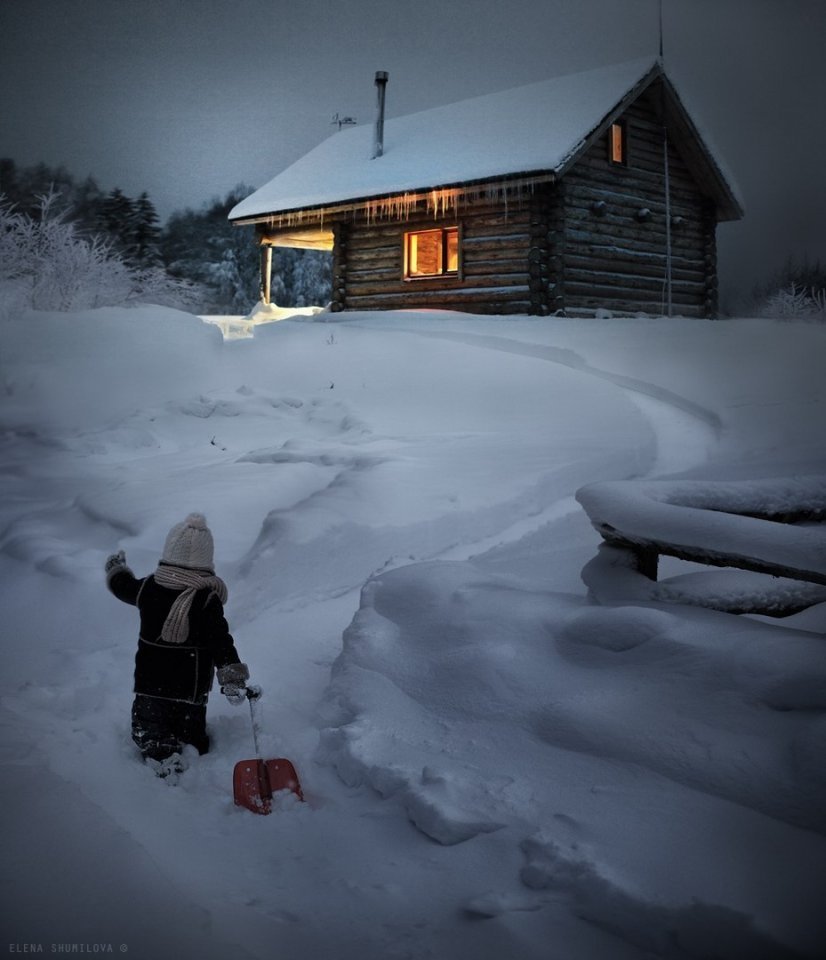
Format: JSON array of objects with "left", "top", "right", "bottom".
[{"left": 0, "top": 159, "right": 332, "bottom": 313}]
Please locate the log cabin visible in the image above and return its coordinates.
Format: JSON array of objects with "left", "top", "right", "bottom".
[{"left": 229, "top": 58, "right": 743, "bottom": 318}]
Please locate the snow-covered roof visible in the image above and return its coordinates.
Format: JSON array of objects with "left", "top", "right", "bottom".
[
  {"left": 230, "top": 57, "right": 742, "bottom": 224},
  {"left": 228, "top": 58, "right": 648, "bottom": 222}
]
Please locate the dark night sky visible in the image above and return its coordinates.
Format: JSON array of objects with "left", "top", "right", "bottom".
[{"left": 1, "top": 0, "right": 824, "bottom": 309}]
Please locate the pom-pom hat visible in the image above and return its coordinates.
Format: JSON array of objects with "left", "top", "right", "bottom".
[{"left": 161, "top": 513, "right": 215, "bottom": 571}]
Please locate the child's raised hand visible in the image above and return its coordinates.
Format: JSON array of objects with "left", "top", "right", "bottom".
[{"left": 105, "top": 550, "right": 127, "bottom": 575}]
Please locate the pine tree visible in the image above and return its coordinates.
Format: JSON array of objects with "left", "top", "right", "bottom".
[
  {"left": 130, "top": 192, "right": 162, "bottom": 267},
  {"left": 98, "top": 188, "right": 137, "bottom": 259}
]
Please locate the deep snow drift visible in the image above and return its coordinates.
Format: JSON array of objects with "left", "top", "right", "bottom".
[{"left": 1, "top": 305, "right": 824, "bottom": 960}]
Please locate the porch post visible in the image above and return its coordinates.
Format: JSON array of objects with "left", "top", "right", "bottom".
[{"left": 260, "top": 243, "right": 273, "bottom": 305}]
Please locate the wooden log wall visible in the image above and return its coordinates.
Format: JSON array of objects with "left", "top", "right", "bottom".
[
  {"left": 317, "top": 79, "right": 723, "bottom": 318},
  {"left": 547, "top": 182, "right": 566, "bottom": 315},
  {"left": 701, "top": 200, "right": 719, "bottom": 318},
  {"left": 561, "top": 83, "right": 717, "bottom": 318},
  {"left": 331, "top": 222, "right": 348, "bottom": 312},
  {"left": 332, "top": 198, "right": 534, "bottom": 315}
]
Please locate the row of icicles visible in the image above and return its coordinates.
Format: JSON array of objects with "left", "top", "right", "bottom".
[{"left": 261, "top": 178, "right": 546, "bottom": 232}]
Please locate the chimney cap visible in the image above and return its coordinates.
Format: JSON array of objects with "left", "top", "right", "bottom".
[{"left": 375, "top": 70, "right": 389, "bottom": 83}]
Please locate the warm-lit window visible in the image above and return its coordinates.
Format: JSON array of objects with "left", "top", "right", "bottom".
[
  {"left": 609, "top": 121, "right": 627, "bottom": 165},
  {"left": 404, "top": 227, "right": 459, "bottom": 278}
]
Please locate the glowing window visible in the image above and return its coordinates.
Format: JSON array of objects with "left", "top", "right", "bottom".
[
  {"left": 404, "top": 227, "right": 459, "bottom": 278},
  {"left": 609, "top": 121, "right": 627, "bottom": 165}
]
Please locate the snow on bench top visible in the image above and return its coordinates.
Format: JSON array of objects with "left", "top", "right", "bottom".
[{"left": 576, "top": 476, "right": 826, "bottom": 581}]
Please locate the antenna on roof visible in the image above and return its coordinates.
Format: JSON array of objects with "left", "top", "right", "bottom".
[{"left": 658, "top": 0, "right": 664, "bottom": 62}]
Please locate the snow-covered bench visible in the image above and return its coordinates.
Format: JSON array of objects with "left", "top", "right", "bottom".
[{"left": 576, "top": 477, "right": 826, "bottom": 617}]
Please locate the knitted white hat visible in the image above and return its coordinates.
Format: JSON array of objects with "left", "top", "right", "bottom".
[{"left": 161, "top": 513, "right": 215, "bottom": 571}]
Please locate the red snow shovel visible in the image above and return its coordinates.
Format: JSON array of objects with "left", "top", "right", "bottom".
[{"left": 233, "top": 687, "right": 304, "bottom": 815}]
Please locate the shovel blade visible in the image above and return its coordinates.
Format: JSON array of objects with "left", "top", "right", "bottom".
[
  {"left": 264, "top": 759, "right": 304, "bottom": 801},
  {"left": 233, "top": 758, "right": 304, "bottom": 815}
]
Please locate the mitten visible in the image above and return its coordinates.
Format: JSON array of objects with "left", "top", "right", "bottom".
[
  {"left": 105, "top": 550, "right": 130, "bottom": 582},
  {"left": 218, "top": 662, "right": 250, "bottom": 706}
]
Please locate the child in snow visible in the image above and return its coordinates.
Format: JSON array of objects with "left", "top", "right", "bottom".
[{"left": 105, "top": 513, "right": 251, "bottom": 774}]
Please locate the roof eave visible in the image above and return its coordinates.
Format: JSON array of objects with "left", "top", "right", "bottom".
[{"left": 229, "top": 170, "right": 559, "bottom": 226}]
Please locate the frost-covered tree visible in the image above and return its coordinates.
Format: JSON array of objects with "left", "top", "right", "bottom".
[
  {"left": 762, "top": 283, "right": 826, "bottom": 321},
  {"left": 0, "top": 190, "right": 129, "bottom": 312},
  {"left": 747, "top": 256, "right": 826, "bottom": 321},
  {"left": 0, "top": 190, "right": 204, "bottom": 315},
  {"left": 273, "top": 247, "right": 332, "bottom": 307}
]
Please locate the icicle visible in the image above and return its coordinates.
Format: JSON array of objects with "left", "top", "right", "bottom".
[{"left": 247, "top": 174, "right": 554, "bottom": 233}]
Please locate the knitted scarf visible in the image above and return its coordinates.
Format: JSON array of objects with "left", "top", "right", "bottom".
[{"left": 153, "top": 563, "right": 228, "bottom": 645}]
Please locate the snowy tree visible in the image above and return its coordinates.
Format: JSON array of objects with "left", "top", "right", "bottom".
[
  {"left": 0, "top": 190, "right": 130, "bottom": 312},
  {"left": 0, "top": 190, "right": 204, "bottom": 315},
  {"left": 762, "top": 283, "right": 826, "bottom": 321},
  {"left": 129, "top": 192, "right": 163, "bottom": 268},
  {"left": 747, "top": 255, "right": 826, "bottom": 321},
  {"left": 273, "top": 248, "right": 332, "bottom": 307}
]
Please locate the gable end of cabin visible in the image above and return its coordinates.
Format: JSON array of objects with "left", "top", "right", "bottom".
[{"left": 559, "top": 78, "right": 722, "bottom": 318}]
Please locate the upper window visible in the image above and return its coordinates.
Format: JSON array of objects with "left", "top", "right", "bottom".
[
  {"left": 609, "top": 121, "right": 627, "bottom": 165},
  {"left": 404, "top": 227, "right": 459, "bottom": 279}
]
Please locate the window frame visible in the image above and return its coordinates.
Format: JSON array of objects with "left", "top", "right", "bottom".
[
  {"left": 402, "top": 225, "right": 461, "bottom": 280},
  {"left": 608, "top": 120, "right": 628, "bottom": 167}
]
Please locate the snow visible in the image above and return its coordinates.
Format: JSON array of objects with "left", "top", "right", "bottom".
[
  {"left": 1, "top": 305, "right": 825, "bottom": 959},
  {"left": 576, "top": 476, "right": 826, "bottom": 579},
  {"left": 229, "top": 58, "right": 660, "bottom": 221},
  {"left": 201, "top": 301, "right": 327, "bottom": 340}
]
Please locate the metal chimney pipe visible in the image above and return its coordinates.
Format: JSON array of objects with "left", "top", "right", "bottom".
[{"left": 373, "top": 71, "right": 388, "bottom": 159}]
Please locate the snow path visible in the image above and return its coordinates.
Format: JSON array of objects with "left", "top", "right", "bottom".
[
  {"left": 375, "top": 323, "right": 722, "bottom": 431},
  {"left": 361, "top": 320, "right": 720, "bottom": 489},
  {"left": 373, "top": 320, "right": 720, "bottom": 535}
]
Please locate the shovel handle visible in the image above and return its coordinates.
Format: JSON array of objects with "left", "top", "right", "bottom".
[{"left": 246, "top": 686, "right": 264, "bottom": 757}]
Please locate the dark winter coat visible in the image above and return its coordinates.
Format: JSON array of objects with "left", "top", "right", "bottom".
[{"left": 108, "top": 568, "right": 242, "bottom": 705}]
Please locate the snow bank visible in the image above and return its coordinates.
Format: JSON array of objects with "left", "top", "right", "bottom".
[
  {"left": 2, "top": 305, "right": 223, "bottom": 433},
  {"left": 318, "top": 559, "right": 826, "bottom": 956}
]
